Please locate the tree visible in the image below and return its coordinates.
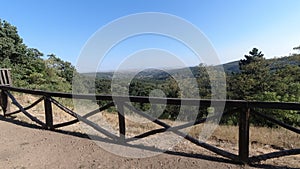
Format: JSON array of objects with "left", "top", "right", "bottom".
[
  {"left": 239, "top": 48, "right": 264, "bottom": 69},
  {"left": 247, "top": 56, "right": 300, "bottom": 127},
  {"left": 46, "top": 54, "right": 76, "bottom": 83},
  {"left": 227, "top": 48, "right": 300, "bottom": 126},
  {"left": 231, "top": 48, "right": 269, "bottom": 99},
  {"left": 293, "top": 45, "right": 300, "bottom": 52},
  {"left": 0, "top": 19, "right": 76, "bottom": 92},
  {"left": 0, "top": 19, "right": 27, "bottom": 64}
]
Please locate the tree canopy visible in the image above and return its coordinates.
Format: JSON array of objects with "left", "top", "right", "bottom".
[
  {"left": 0, "top": 19, "right": 76, "bottom": 92},
  {"left": 293, "top": 45, "right": 300, "bottom": 52},
  {"left": 239, "top": 47, "right": 264, "bottom": 68}
]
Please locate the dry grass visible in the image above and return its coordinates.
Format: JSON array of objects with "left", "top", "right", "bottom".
[
  {"left": 6, "top": 93, "right": 299, "bottom": 150},
  {"left": 100, "top": 112, "right": 177, "bottom": 136},
  {"left": 189, "top": 124, "right": 299, "bottom": 149},
  {"left": 3, "top": 93, "right": 299, "bottom": 167},
  {"left": 98, "top": 112, "right": 300, "bottom": 169},
  {"left": 249, "top": 126, "right": 300, "bottom": 149},
  {"left": 97, "top": 111, "right": 300, "bottom": 150},
  {"left": 4, "top": 93, "right": 299, "bottom": 149},
  {"left": 6, "top": 93, "right": 76, "bottom": 128}
]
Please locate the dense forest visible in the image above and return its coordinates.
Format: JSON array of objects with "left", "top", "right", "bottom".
[
  {"left": 0, "top": 19, "right": 76, "bottom": 92},
  {"left": 89, "top": 49, "right": 300, "bottom": 126},
  {"left": 1, "top": 19, "right": 299, "bottom": 127}
]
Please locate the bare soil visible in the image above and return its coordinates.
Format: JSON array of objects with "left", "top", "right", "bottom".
[
  {"left": 1, "top": 116, "right": 299, "bottom": 169},
  {"left": 0, "top": 119, "right": 246, "bottom": 169}
]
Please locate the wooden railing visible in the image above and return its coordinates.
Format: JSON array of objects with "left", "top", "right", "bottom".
[
  {"left": 0, "top": 85, "right": 299, "bottom": 165},
  {"left": 0, "top": 68, "right": 12, "bottom": 86}
]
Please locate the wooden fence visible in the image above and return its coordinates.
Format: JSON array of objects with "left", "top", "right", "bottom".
[
  {"left": 0, "top": 85, "right": 299, "bottom": 165},
  {"left": 0, "top": 69, "right": 12, "bottom": 86}
]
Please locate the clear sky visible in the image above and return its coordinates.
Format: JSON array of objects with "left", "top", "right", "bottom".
[{"left": 1, "top": 0, "right": 300, "bottom": 71}]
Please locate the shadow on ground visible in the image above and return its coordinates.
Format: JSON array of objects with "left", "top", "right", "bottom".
[{"left": 0, "top": 115, "right": 297, "bottom": 169}]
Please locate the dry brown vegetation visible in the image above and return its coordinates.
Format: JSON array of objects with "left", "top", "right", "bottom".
[{"left": 3, "top": 94, "right": 300, "bottom": 168}]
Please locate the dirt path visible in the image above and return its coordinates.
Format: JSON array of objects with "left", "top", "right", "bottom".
[{"left": 0, "top": 119, "right": 256, "bottom": 169}]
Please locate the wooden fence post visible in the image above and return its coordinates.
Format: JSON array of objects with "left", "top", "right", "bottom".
[
  {"left": 44, "top": 96, "right": 54, "bottom": 130},
  {"left": 1, "top": 90, "right": 9, "bottom": 116},
  {"left": 239, "top": 107, "right": 250, "bottom": 164},
  {"left": 117, "top": 103, "right": 126, "bottom": 141}
]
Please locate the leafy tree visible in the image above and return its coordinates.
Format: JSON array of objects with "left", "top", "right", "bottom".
[
  {"left": 0, "top": 19, "right": 75, "bottom": 92},
  {"left": 46, "top": 54, "right": 76, "bottom": 83},
  {"left": 226, "top": 48, "right": 300, "bottom": 126},
  {"left": 228, "top": 48, "right": 270, "bottom": 100},
  {"left": 239, "top": 48, "right": 264, "bottom": 69},
  {"left": 0, "top": 20, "right": 27, "bottom": 64},
  {"left": 293, "top": 45, "right": 300, "bottom": 51},
  {"left": 196, "top": 64, "right": 211, "bottom": 98}
]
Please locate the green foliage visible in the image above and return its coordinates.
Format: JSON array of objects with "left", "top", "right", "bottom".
[
  {"left": 92, "top": 48, "right": 299, "bottom": 126},
  {"left": 0, "top": 20, "right": 26, "bottom": 64},
  {"left": 227, "top": 48, "right": 300, "bottom": 127},
  {"left": 228, "top": 59, "right": 271, "bottom": 100},
  {"left": 293, "top": 45, "right": 300, "bottom": 52},
  {"left": 239, "top": 48, "right": 264, "bottom": 68},
  {"left": 251, "top": 91, "right": 300, "bottom": 127},
  {"left": 46, "top": 54, "right": 76, "bottom": 84},
  {"left": 0, "top": 19, "right": 75, "bottom": 92}
]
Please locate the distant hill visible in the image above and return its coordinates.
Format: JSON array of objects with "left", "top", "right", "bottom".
[
  {"left": 82, "top": 54, "right": 300, "bottom": 80},
  {"left": 222, "top": 61, "right": 240, "bottom": 74}
]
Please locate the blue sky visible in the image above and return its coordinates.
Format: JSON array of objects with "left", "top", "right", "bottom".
[{"left": 1, "top": 0, "right": 300, "bottom": 71}]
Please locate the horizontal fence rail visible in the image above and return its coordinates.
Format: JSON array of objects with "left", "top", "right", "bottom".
[
  {"left": 0, "top": 85, "right": 299, "bottom": 165},
  {"left": 0, "top": 85, "right": 300, "bottom": 110}
]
